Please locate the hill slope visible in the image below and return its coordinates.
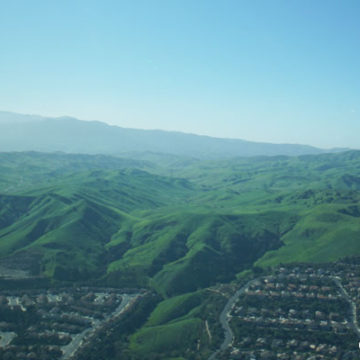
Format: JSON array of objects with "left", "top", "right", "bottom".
[
  {"left": 0, "top": 151, "right": 360, "bottom": 290},
  {"left": 1, "top": 151, "right": 360, "bottom": 359}
]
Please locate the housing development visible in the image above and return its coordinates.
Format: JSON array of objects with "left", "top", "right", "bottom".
[
  {"left": 216, "top": 259, "right": 360, "bottom": 360},
  {"left": 0, "top": 288, "right": 142, "bottom": 360}
]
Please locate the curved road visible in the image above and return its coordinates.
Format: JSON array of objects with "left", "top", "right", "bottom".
[
  {"left": 332, "top": 276, "right": 360, "bottom": 337},
  {"left": 208, "top": 279, "right": 258, "bottom": 360},
  {"left": 209, "top": 275, "right": 360, "bottom": 360},
  {"left": 61, "top": 293, "right": 138, "bottom": 359}
]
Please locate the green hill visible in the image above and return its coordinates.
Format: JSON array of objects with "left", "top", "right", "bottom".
[
  {"left": 1, "top": 150, "right": 360, "bottom": 359},
  {"left": 105, "top": 211, "right": 295, "bottom": 296},
  {"left": 1, "top": 150, "right": 360, "bottom": 288}
]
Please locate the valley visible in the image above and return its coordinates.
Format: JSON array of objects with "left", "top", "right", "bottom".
[{"left": 0, "top": 150, "right": 360, "bottom": 359}]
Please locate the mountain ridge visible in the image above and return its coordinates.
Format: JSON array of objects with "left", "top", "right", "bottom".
[{"left": 0, "top": 111, "right": 348, "bottom": 158}]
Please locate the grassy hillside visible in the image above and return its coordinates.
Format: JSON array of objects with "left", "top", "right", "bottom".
[
  {"left": 125, "top": 290, "right": 225, "bottom": 360},
  {"left": 1, "top": 150, "right": 360, "bottom": 287},
  {"left": 0, "top": 152, "right": 153, "bottom": 194},
  {"left": 0, "top": 193, "right": 125, "bottom": 279},
  {"left": 256, "top": 203, "right": 360, "bottom": 267},
  {"left": 0, "top": 156, "right": 195, "bottom": 281},
  {"left": 105, "top": 211, "right": 294, "bottom": 296},
  {"left": 1, "top": 150, "right": 360, "bottom": 359}
]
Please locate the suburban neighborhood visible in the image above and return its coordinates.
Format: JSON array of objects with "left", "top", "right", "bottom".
[
  {"left": 215, "top": 258, "right": 360, "bottom": 359},
  {"left": 0, "top": 287, "right": 143, "bottom": 360}
]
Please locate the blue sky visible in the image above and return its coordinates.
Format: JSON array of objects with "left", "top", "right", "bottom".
[{"left": 0, "top": 0, "right": 359, "bottom": 148}]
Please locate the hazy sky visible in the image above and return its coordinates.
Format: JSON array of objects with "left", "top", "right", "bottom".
[{"left": 0, "top": 0, "right": 359, "bottom": 148}]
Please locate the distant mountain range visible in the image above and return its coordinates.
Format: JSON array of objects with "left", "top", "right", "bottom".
[{"left": 0, "top": 111, "right": 348, "bottom": 158}]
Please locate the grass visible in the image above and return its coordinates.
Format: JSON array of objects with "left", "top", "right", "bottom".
[
  {"left": 1, "top": 151, "right": 360, "bottom": 289},
  {"left": 1, "top": 150, "right": 360, "bottom": 358},
  {"left": 129, "top": 317, "right": 203, "bottom": 356},
  {"left": 145, "top": 291, "right": 204, "bottom": 326},
  {"left": 256, "top": 203, "right": 360, "bottom": 267}
]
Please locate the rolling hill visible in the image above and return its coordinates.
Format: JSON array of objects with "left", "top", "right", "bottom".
[
  {"left": 1, "top": 150, "right": 360, "bottom": 359},
  {"left": 0, "top": 150, "right": 360, "bottom": 288}
]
